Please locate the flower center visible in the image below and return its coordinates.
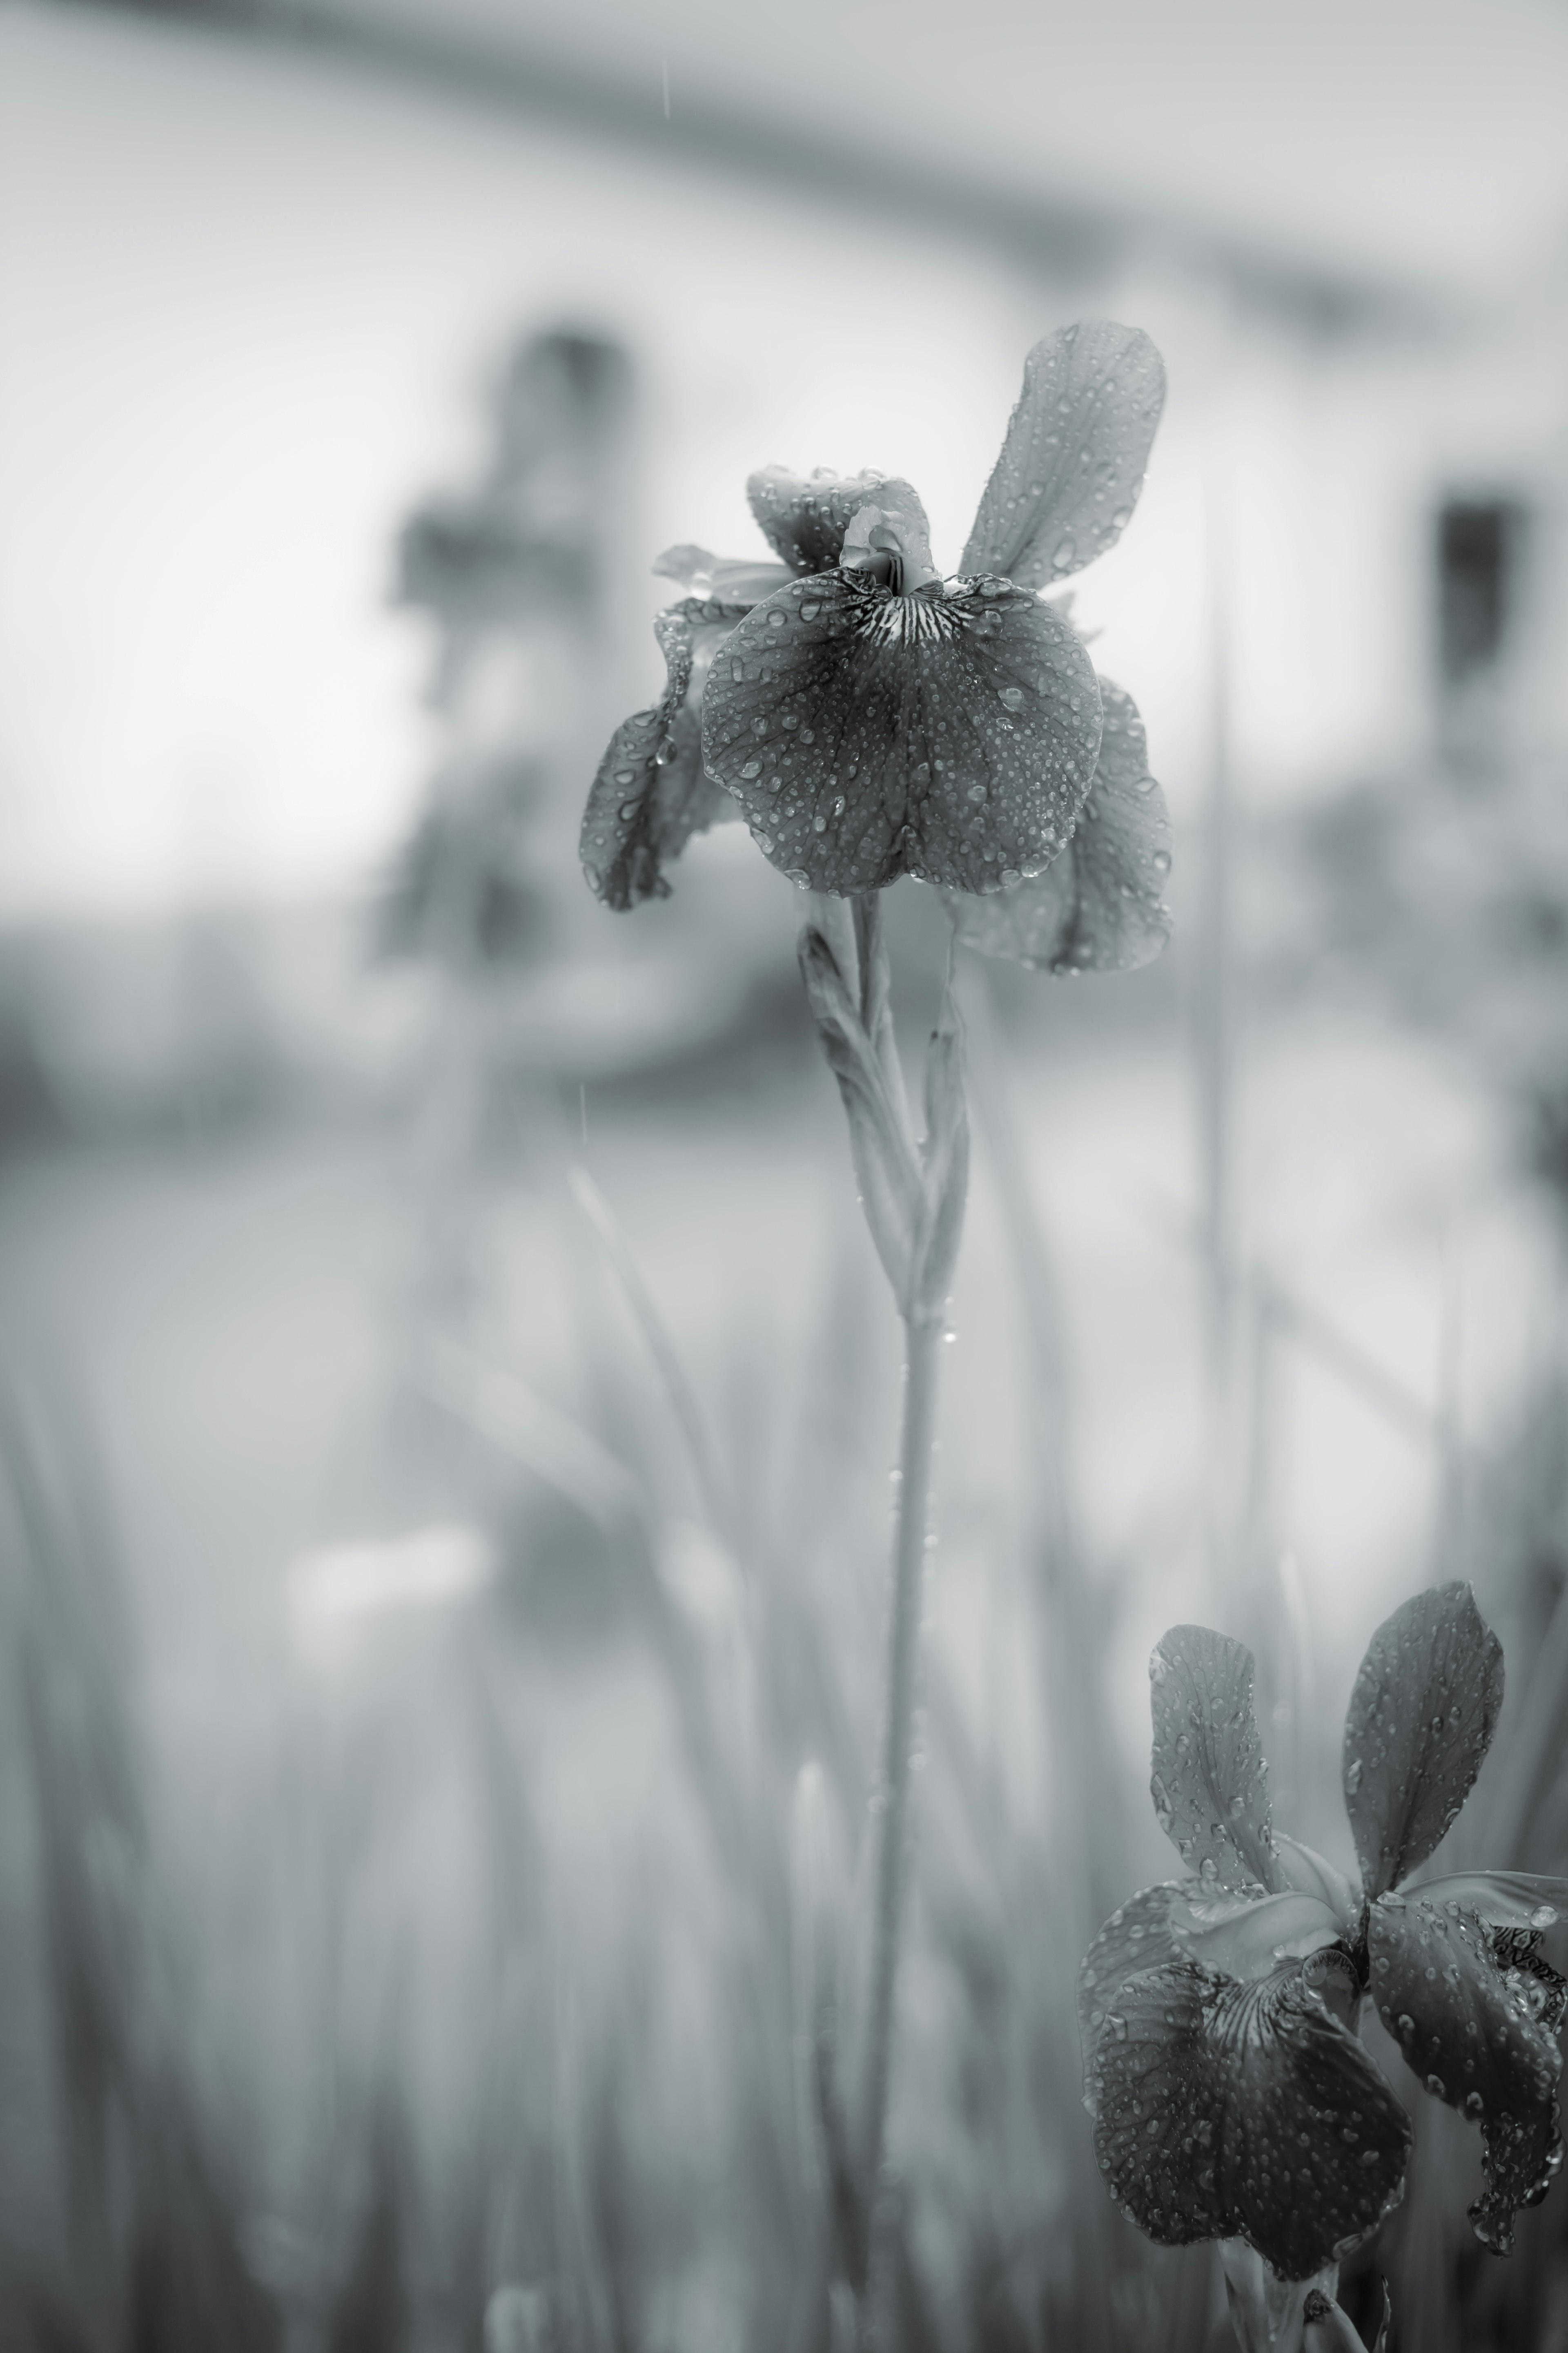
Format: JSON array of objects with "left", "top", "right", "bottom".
[{"left": 839, "top": 495, "right": 941, "bottom": 597}]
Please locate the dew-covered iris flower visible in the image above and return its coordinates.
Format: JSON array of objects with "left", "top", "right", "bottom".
[
  {"left": 580, "top": 322, "right": 1173, "bottom": 976},
  {"left": 1080, "top": 1584, "right": 1568, "bottom": 2282}
]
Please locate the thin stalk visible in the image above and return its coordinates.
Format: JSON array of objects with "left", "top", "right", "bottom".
[{"left": 859, "top": 1309, "right": 945, "bottom": 2204}]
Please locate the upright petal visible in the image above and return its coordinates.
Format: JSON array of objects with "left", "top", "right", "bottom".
[
  {"left": 701, "top": 573, "right": 1102, "bottom": 895},
  {"left": 1367, "top": 1891, "right": 1565, "bottom": 2253},
  {"left": 1274, "top": 1836, "right": 1363, "bottom": 1928},
  {"left": 1089, "top": 1956, "right": 1411, "bottom": 2281},
  {"left": 746, "top": 466, "right": 910, "bottom": 573},
  {"left": 1147, "top": 1626, "right": 1287, "bottom": 1896},
  {"left": 580, "top": 598, "right": 746, "bottom": 910},
  {"left": 1342, "top": 1583, "right": 1504, "bottom": 1900},
  {"left": 942, "top": 679, "right": 1172, "bottom": 971},
  {"left": 961, "top": 321, "right": 1166, "bottom": 589}
]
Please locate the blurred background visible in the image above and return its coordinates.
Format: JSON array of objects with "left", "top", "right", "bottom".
[{"left": 5, "top": 1, "right": 1568, "bottom": 2345}]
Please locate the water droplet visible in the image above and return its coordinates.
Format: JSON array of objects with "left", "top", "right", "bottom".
[
  {"left": 739, "top": 759, "right": 762, "bottom": 780},
  {"left": 1426, "top": 2074, "right": 1447, "bottom": 2099},
  {"left": 1531, "top": 1905, "right": 1558, "bottom": 1929},
  {"left": 1465, "top": 2091, "right": 1485, "bottom": 2119},
  {"left": 997, "top": 686, "right": 1025, "bottom": 711}
]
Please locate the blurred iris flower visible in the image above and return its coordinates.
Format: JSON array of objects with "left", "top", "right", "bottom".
[
  {"left": 581, "top": 322, "right": 1172, "bottom": 974},
  {"left": 1080, "top": 1584, "right": 1568, "bottom": 2288}
]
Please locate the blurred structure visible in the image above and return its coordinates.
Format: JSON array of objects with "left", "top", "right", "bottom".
[
  {"left": 4, "top": 0, "right": 1568, "bottom": 1110},
  {"left": 7, "top": 7, "right": 1568, "bottom": 2353}
]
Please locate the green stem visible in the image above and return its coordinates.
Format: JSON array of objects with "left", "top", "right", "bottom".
[{"left": 860, "top": 1307, "right": 945, "bottom": 2206}]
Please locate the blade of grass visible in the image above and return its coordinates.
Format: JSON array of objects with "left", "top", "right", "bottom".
[{"left": 567, "top": 1166, "right": 739, "bottom": 1561}]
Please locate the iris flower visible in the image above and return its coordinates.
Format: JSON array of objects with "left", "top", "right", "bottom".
[
  {"left": 1080, "top": 1584, "right": 1568, "bottom": 2284},
  {"left": 580, "top": 322, "right": 1172, "bottom": 975}
]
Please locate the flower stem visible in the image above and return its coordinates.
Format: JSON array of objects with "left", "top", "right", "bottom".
[{"left": 860, "top": 1307, "right": 945, "bottom": 2211}]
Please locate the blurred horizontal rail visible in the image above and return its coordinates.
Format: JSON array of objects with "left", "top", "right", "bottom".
[{"left": 45, "top": 0, "right": 1435, "bottom": 331}]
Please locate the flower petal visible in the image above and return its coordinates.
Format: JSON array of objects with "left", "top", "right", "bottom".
[
  {"left": 1089, "top": 1957, "right": 1411, "bottom": 2281},
  {"left": 652, "top": 544, "right": 796, "bottom": 602},
  {"left": 1274, "top": 1836, "right": 1363, "bottom": 1927},
  {"left": 1342, "top": 1582, "right": 1504, "bottom": 1900},
  {"left": 700, "top": 573, "right": 1102, "bottom": 895},
  {"left": 941, "top": 679, "right": 1172, "bottom": 971},
  {"left": 1367, "top": 1891, "right": 1565, "bottom": 2253},
  {"left": 961, "top": 321, "right": 1166, "bottom": 589},
  {"left": 837, "top": 482, "right": 940, "bottom": 594},
  {"left": 1415, "top": 1871, "right": 1568, "bottom": 1930},
  {"left": 580, "top": 598, "right": 746, "bottom": 910},
  {"left": 1078, "top": 1882, "right": 1189, "bottom": 2086},
  {"left": 746, "top": 466, "right": 911, "bottom": 574},
  {"left": 1147, "top": 1626, "right": 1288, "bottom": 1896},
  {"left": 1175, "top": 1892, "right": 1344, "bottom": 1983}
]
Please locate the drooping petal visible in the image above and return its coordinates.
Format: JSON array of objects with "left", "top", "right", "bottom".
[
  {"left": 652, "top": 544, "right": 796, "bottom": 603},
  {"left": 1078, "top": 1882, "right": 1190, "bottom": 2085},
  {"left": 1367, "top": 1891, "right": 1565, "bottom": 2254},
  {"left": 1147, "top": 1626, "right": 1287, "bottom": 1896},
  {"left": 941, "top": 678, "right": 1172, "bottom": 971},
  {"left": 961, "top": 321, "right": 1166, "bottom": 590},
  {"left": 746, "top": 466, "right": 911, "bottom": 573},
  {"left": 580, "top": 598, "right": 746, "bottom": 910},
  {"left": 1342, "top": 1583, "right": 1504, "bottom": 1900},
  {"left": 700, "top": 573, "right": 1102, "bottom": 896},
  {"left": 1089, "top": 1956, "right": 1411, "bottom": 2281}
]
